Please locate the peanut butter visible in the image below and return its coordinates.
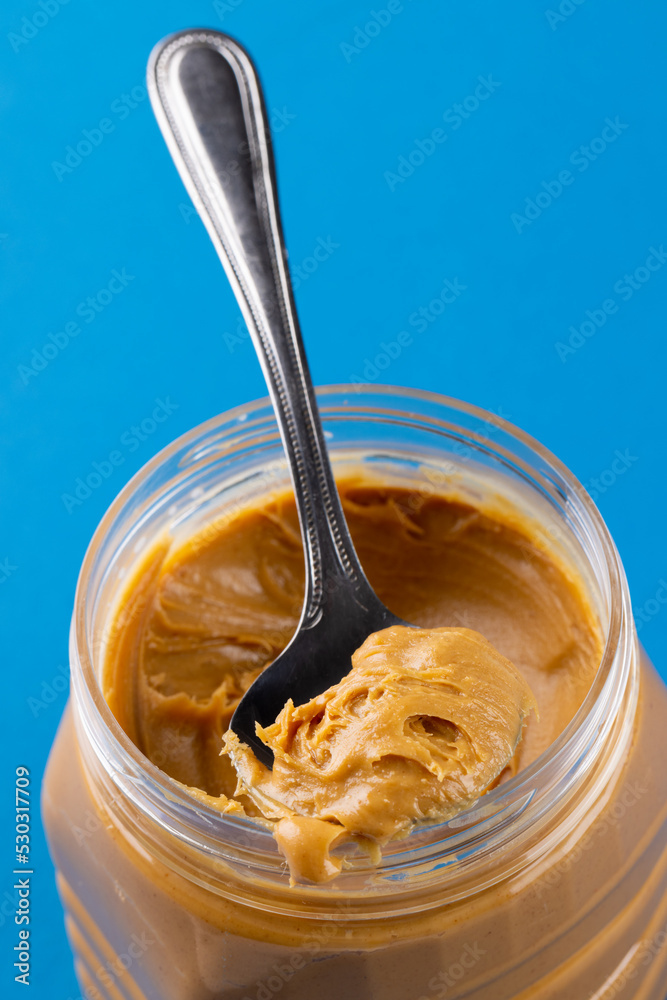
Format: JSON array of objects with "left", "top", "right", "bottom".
[
  {"left": 228, "top": 626, "right": 536, "bottom": 881},
  {"left": 43, "top": 464, "right": 667, "bottom": 998},
  {"left": 103, "top": 481, "right": 601, "bottom": 881}
]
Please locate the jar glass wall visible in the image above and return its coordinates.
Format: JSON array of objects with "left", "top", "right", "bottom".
[{"left": 43, "top": 386, "right": 667, "bottom": 999}]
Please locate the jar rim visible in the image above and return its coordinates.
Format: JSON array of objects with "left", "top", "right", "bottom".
[{"left": 70, "top": 384, "right": 636, "bottom": 912}]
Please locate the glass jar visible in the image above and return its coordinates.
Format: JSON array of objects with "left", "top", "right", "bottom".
[{"left": 42, "top": 385, "right": 667, "bottom": 1000}]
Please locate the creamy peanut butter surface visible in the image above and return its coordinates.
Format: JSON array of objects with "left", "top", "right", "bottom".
[
  {"left": 227, "top": 626, "right": 536, "bottom": 881},
  {"left": 103, "top": 481, "right": 601, "bottom": 881}
]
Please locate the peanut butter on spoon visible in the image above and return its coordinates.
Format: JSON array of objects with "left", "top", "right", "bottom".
[{"left": 225, "top": 625, "right": 537, "bottom": 883}]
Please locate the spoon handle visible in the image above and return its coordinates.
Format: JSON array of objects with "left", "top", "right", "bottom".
[{"left": 148, "top": 30, "right": 370, "bottom": 623}]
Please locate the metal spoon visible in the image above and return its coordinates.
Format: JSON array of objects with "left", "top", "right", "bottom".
[{"left": 148, "top": 29, "right": 409, "bottom": 768}]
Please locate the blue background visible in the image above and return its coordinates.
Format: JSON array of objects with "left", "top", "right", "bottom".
[{"left": 1, "top": 0, "right": 666, "bottom": 996}]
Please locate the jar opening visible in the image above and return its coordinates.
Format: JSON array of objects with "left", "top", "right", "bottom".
[{"left": 70, "top": 385, "right": 637, "bottom": 915}]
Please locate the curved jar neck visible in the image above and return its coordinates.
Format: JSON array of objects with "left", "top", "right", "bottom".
[{"left": 69, "top": 385, "right": 639, "bottom": 921}]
